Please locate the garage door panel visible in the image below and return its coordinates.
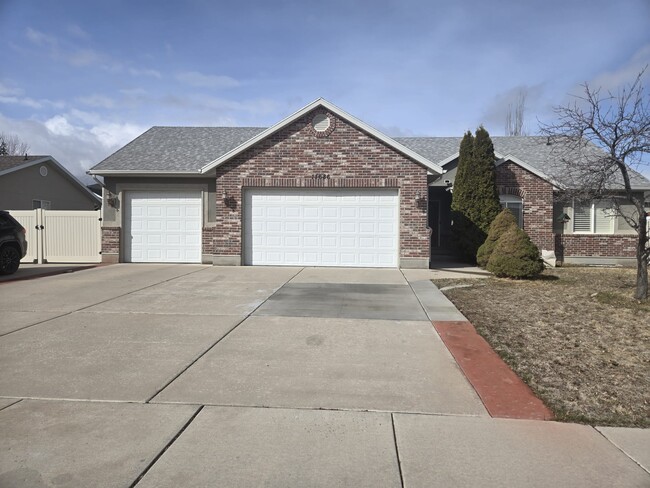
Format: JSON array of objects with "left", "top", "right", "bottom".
[
  {"left": 244, "top": 189, "right": 398, "bottom": 268},
  {"left": 125, "top": 191, "right": 202, "bottom": 263}
]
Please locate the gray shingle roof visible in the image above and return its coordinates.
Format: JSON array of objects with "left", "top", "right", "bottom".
[
  {"left": 397, "top": 136, "right": 650, "bottom": 189},
  {"left": 91, "top": 126, "right": 267, "bottom": 172},
  {"left": 90, "top": 128, "right": 650, "bottom": 189},
  {"left": 0, "top": 155, "right": 48, "bottom": 172}
]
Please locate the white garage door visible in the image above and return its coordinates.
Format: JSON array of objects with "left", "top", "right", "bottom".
[
  {"left": 244, "top": 188, "right": 399, "bottom": 267},
  {"left": 125, "top": 191, "right": 202, "bottom": 263}
]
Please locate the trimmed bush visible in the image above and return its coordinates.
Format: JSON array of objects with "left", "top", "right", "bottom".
[
  {"left": 487, "top": 226, "right": 544, "bottom": 278},
  {"left": 476, "top": 208, "right": 518, "bottom": 268}
]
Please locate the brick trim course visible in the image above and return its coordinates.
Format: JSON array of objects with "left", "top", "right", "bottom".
[{"left": 215, "top": 109, "right": 430, "bottom": 260}]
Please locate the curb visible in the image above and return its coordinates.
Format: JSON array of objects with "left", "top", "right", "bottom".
[{"left": 434, "top": 320, "right": 554, "bottom": 421}]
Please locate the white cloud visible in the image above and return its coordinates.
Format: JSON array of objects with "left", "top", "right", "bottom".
[
  {"left": 588, "top": 44, "right": 650, "bottom": 93},
  {"left": 66, "top": 24, "right": 90, "bottom": 39},
  {"left": 0, "top": 89, "right": 65, "bottom": 110},
  {"left": 175, "top": 71, "right": 240, "bottom": 88},
  {"left": 24, "top": 27, "right": 161, "bottom": 79},
  {"left": 68, "top": 48, "right": 102, "bottom": 67},
  {"left": 90, "top": 123, "right": 144, "bottom": 149},
  {"left": 0, "top": 95, "right": 42, "bottom": 109},
  {"left": 0, "top": 81, "right": 23, "bottom": 97},
  {"left": 25, "top": 27, "right": 57, "bottom": 48},
  {"left": 44, "top": 115, "right": 75, "bottom": 136},
  {"left": 0, "top": 111, "right": 147, "bottom": 182}
]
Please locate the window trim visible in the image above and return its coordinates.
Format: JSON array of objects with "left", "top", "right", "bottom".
[
  {"left": 572, "top": 199, "right": 616, "bottom": 235},
  {"left": 32, "top": 199, "right": 51, "bottom": 210},
  {"left": 499, "top": 194, "right": 523, "bottom": 228}
]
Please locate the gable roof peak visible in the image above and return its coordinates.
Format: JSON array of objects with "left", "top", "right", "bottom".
[{"left": 198, "top": 98, "right": 443, "bottom": 175}]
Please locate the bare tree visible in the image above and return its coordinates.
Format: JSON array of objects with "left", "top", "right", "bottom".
[
  {"left": 0, "top": 132, "right": 30, "bottom": 156},
  {"left": 505, "top": 89, "right": 528, "bottom": 136},
  {"left": 540, "top": 68, "right": 650, "bottom": 300}
]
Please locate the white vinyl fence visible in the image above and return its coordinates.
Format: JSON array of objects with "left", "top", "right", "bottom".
[{"left": 10, "top": 209, "right": 102, "bottom": 264}]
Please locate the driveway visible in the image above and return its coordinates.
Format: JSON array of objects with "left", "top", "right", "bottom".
[{"left": 0, "top": 265, "right": 648, "bottom": 487}]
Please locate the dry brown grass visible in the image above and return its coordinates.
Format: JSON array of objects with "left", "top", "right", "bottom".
[{"left": 434, "top": 267, "right": 650, "bottom": 427}]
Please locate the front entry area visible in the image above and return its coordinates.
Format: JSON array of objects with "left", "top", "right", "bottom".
[
  {"left": 124, "top": 191, "right": 202, "bottom": 263},
  {"left": 243, "top": 188, "right": 399, "bottom": 267}
]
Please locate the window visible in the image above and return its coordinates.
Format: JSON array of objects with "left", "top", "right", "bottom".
[
  {"left": 499, "top": 195, "right": 523, "bottom": 228},
  {"left": 572, "top": 200, "right": 615, "bottom": 234},
  {"left": 32, "top": 199, "right": 51, "bottom": 210}
]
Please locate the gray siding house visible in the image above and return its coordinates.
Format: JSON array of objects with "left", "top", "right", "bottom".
[{"left": 0, "top": 156, "right": 100, "bottom": 211}]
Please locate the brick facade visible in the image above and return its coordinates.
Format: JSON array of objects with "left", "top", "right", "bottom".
[
  {"left": 101, "top": 227, "right": 120, "bottom": 263},
  {"left": 555, "top": 234, "right": 637, "bottom": 260},
  {"left": 495, "top": 160, "right": 637, "bottom": 260},
  {"left": 214, "top": 109, "right": 430, "bottom": 263},
  {"left": 202, "top": 226, "right": 218, "bottom": 255},
  {"left": 496, "top": 161, "right": 555, "bottom": 251}
]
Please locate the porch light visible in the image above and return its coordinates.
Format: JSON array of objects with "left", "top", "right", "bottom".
[
  {"left": 107, "top": 192, "right": 119, "bottom": 208},
  {"left": 557, "top": 212, "right": 570, "bottom": 224}
]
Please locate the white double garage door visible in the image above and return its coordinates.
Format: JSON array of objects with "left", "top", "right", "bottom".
[{"left": 125, "top": 189, "right": 399, "bottom": 267}]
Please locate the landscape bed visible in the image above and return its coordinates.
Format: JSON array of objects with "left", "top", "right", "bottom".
[{"left": 433, "top": 267, "right": 649, "bottom": 427}]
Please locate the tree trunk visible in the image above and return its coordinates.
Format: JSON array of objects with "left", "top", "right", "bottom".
[{"left": 635, "top": 209, "right": 648, "bottom": 301}]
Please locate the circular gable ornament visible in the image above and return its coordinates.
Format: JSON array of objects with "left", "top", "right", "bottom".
[
  {"left": 39, "top": 166, "right": 48, "bottom": 177},
  {"left": 312, "top": 113, "right": 331, "bottom": 132},
  {"left": 310, "top": 112, "right": 336, "bottom": 138}
]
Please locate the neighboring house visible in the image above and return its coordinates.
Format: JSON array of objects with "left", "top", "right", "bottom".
[
  {"left": 0, "top": 155, "right": 101, "bottom": 211},
  {"left": 88, "top": 98, "right": 650, "bottom": 267}
]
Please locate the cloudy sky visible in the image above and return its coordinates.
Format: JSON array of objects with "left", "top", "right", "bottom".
[{"left": 1, "top": 0, "right": 649, "bottom": 182}]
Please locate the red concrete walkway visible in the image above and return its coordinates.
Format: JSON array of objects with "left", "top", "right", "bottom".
[{"left": 434, "top": 320, "right": 553, "bottom": 420}]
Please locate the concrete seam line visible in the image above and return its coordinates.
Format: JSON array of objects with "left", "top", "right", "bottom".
[
  {"left": 147, "top": 401, "right": 486, "bottom": 418},
  {"left": 146, "top": 270, "right": 298, "bottom": 402},
  {"left": 0, "top": 312, "right": 69, "bottom": 338},
  {"left": 0, "top": 399, "right": 22, "bottom": 412},
  {"left": 143, "top": 317, "right": 248, "bottom": 403},
  {"left": 0, "top": 266, "right": 209, "bottom": 339},
  {"left": 129, "top": 405, "right": 204, "bottom": 488},
  {"left": 592, "top": 427, "right": 650, "bottom": 476},
  {"left": 398, "top": 268, "right": 431, "bottom": 321},
  {"left": 285, "top": 266, "right": 306, "bottom": 284},
  {"left": 390, "top": 413, "right": 406, "bottom": 488}
]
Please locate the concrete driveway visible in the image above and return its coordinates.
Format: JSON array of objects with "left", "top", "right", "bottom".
[{"left": 0, "top": 265, "right": 648, "bottom": 487}]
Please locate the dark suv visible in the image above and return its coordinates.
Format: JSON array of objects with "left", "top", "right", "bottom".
[{"left": 0, "top": 210, "right": 28, "bottom": 275}]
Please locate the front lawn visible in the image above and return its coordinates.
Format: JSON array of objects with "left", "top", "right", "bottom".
[{"left": 434, "top": 267, "right": 649, "bottom": 427}]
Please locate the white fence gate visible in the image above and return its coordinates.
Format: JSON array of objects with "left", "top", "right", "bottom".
[{"left": 10, "top": 209, "right": 102, "bottom": 264}]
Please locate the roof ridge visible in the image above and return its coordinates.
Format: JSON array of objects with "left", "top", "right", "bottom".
[{"left": 150, "top": 126, "right": 268, "bottom": 129}]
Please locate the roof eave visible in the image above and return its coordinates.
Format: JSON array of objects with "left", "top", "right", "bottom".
[
  {"left": 496, "top": 153, "right": 565, "bottom": 190},
  {"left": 0, "top": 156, "right": 51, "bottom": 177},
  {"left": 199, "top": 98, "right": 444, "bottom": 175},
  {"left": 437, "top": 152, "right": 459, "bottom": 167},
  {"left": 88, "top": 169, "right": 205, "bottom": 177}
]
